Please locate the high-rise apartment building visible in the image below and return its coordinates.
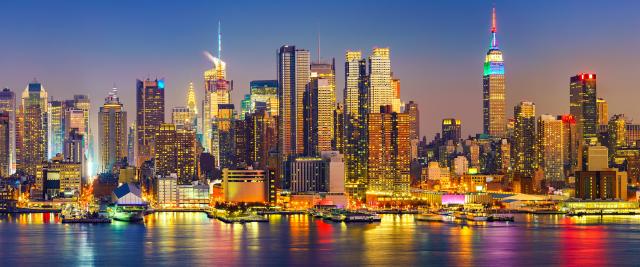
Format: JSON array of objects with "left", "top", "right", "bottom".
[
  {"left": 304, "top": 77, "right": 334, "bottom": 155},
  {"left": 98, "top": 89, "right": 127, "bottom": 173},
  {"left": 482, "top": 8, "right": 506, "bottom": 138},
  {"left": 368, "top": 48, "right": 392, "bottom": 112},
  {"left": 608, "top": 114, "right": 627, "bottom": 161},
  {"left": 513, "top": 101, "right": 536, "bottom": 178},
  {"left": 405, "top": 101, "right": 419, "bottom": 140},
  {"left": 277, "top": 45, "right": 310, "bottom": 159},
  {"left": 215, "top": 104, "right": 235, "bottom": 170},
  {"left": 0, "top": 88, "right": 16, "bottom": 174},
  {"left": 48, "top": 100, "right": 65, "bottom": 158},
  {"left": 367, "top": 106, "right": 410, "bottom": 196},
  {"left": 343, "top": 51, "right": 368, "bottom": 200},
  {"left": 538, "top": 115, "right": 564, "bottom": 182},
  {"left": 570, "top": 73, "right": 597, "bottom": 143},
  {"left": 597, "top": 98, "right": 608, "bottom": 126},
  {"left": 136, "top": 79, "right": 165, "bottom": 166},
  {"left": 0, "top": 112, "right": 9, "bottom": 177}
]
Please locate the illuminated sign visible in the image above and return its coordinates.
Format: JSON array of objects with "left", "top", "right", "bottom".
[{"left": 442, "top": 194, "right": 465, "bottom": 205}]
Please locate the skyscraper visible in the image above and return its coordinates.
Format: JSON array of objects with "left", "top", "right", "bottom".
[
  {"left": 171, "top": 106, "right": 192, "bottom": 129},
  {"left": 367, "top": 106, "right": 410, "bottom": 196},
  {"left": 203, "top": 25, "right": 231, "bottom": 154},
  {"left": 559, "top": 114, "right": 579, "bottom": 176},
  {"left": 20, "top": 81, "right": 48, "bottom": 176},
  {"left": 570, "top": 73, "right": 597, "bottom": 143},
  {"left": 391, "top": 77, "right": 402, "bottom": 113},
  {"left": 0, "top": 88, "right": 16, "bottom": 174},
  {"left": 247, "top": 80, "right": 278, "bottom": 116},
  {"left": 597, "top": 98, "right": 608, "bottom": 126},
  {"left": 343, "top": 51, "right": 368, "bottom": 199},
  {"left": 304, "top": 76, "right": 334, "bottom": 155},
  {"left": 513, "top": 101, "right": 536, "bottom": 178},
  {"left": 155, "top": 123, "right": 197, "bottom": 183},
  {"left": 608, "top": 114, "right": 627, "bottom": 161},
  {"left": 48, "top": 100, "right": 65, "bottom": 158},
  {"left": 155, "top": 124, "right": 177, "bottom": 178},
  {"left": 136, "top": 79, "right": 165, "bottom": 166},
  {"left": 538, "top": 115, "right": 564, "bottom": 182},
  {"left": 405, "top": 101, "right": 419, "bottom": 140},
  {"left": 368, "top": 48, "right": 392, "bottom": 112},
  {"left": 442, "top": 118, "right": 462, "bottom": 144},
  {"left": 0, "top": 112, "right": 9, "bottom": 177},
  {"left": 277, "top": 45, "right": 310, "bottom": 159},
  {"left": 215, "top": 104, "right": 235, "bottom": 169},
  {"left": 482, "top": 8, "right": 506, "bottom": 138},
  {"left": 98, "top": 89, "right": 127, "bottom": 173},
  {"left": 186, "top": 81, "right": 197, "bottom": 123}
]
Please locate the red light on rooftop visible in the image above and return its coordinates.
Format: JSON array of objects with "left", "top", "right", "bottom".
[
  {"left": 580, "top": 74, "right": 585, "bottom": 80},
  {"left": 589, "top": 74, "right": 593, "bottom": 79}
]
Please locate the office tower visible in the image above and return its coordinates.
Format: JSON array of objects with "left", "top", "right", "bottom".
[
  {"left": 559, "top": 115, "right": 579, "bottom": 175},
  {"left": 20, "top": 82, "right": 48, "bottom": 176},
  {"left": 333, "top": 103, "right": 344, "bottom": 153},
  {"left": 0, "top": 88, "right": 15, "bottom": 174},
  {"left": 71, "top": 94, "right": 92, "bottom": 175},
  {"left": 391, "top": 77, "right": 402, "bottom": 113},
  {"left": 155, "top": 124, "right": 177, "bottom": 178},
  {"left": 0, "top": 112, "right": 9, "bottom": 177},
  {"left": 65, "top": 108, "right": 85, "bottom": 138},
  {"left": 64, "top": 129, "right": 84, "bottom": 164},
  {"left": 248, "top": 80, "right": 278, "bottom": 116},
  {"left": 187, "top": 82, "right": 197, "bottom": 123},
  {"left": 597, "top": 98, "right": 608, "bottom": 126},
  {"left": 246, "top": 109, "right": 277, "bottom": 169},
  {"left": 608, "top": 114, "right": 627, "bottom": 160},
  {"left": 442, "top": 118, "right": 462, "bottom": 144},
  {"left": 48, "top": 100, "right": 65, "bottom": 158},
  {"left": 277, "top": 45, "right": 310, "bottom": 159},
  {"left": 98, "top": 89, "right": 127, "bottom": 173},
  {"left": 405, "top": 101, "right": 419, "bottom": 140},
  {"left": 368, "top": 47, "right": 392, "bottom": 112},
  {"left": 203, "top": 26, "right": 231, "bottom": 154},
  {"left": 304, "top": 76, "right": 334, "bottom": 155},
  {"left": 482, "top": 8, "right": 506, "bottom": 138},
  {"left": 214, "top": 104, "right": 235, "bottom": 169},
  {"left": 343, "top": 51, "right": 368, "bottom": 199},
  {"left": 127, "top": 124, "right": 136, "bottom": 166},
  {"left": 176, "top": 128, "right": 197, "bottom": 183},
  {"left": 513, "top": 101, "right": 536, "bottom": 178},
  {"left": 234, "top": 118, "right": 249, "bottom": 167},
  {"left": 172, "top": 107, "right": 192, "bottom": 129},
  {"left": 136, "top": 79, "right": 165, "bottom": 166},
  {"left": 570, "top": 73, "right": 597, "bottom": 143},
  {"left": 538, "top": 115, "right": 564, "bottom": 182},
  {"left": 367, "top": 105, "right": 410, "bottom": 196}
]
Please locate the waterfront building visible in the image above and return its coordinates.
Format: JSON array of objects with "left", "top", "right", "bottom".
[
  {"left": 368, "top": 47, "right": 392, "bottom": 112},
  {"left": 98, "top": 89, "right": 127, "bottom": 173},
  {"left": 321, "top": 151, "right": 345, "bottom": 193},
  {"left": 537, "top": 115, "right": 564, "bottom": 182},
  {"left": 136, "top": 79, "right": 165, "bottom": 166},
  {"left": 20, "top": 82, "right": 48, "bottom": 176},
  {"left": 570, "top": 73, "right": 597, "bottom": 144},
  {"left": 0, "top": 88, "right": 16, "bottom": 174},
  {"left": 343, "top": 51, "right": 368, "bottom": 200},
  {"left": 482, "top": 8, "right": 507, "bottom": 138},
  {"left": 367, "top": 105, "right": 410, "bottom": 196},
  {"left": 177, "top": 182, "right": 209, "bottom": 207},
  {"left": 442, "top": 118, "right": 462, "bottom": 144},
  {"left": 285, "top": 156, "right": 326, "bottom": 193},
  {"left": 222, "top": 168, "right": 266, "bottom": 203},
  {"left": 575, "top": 170, "right": 626, "bottom": 200},
  {"left": 36, "top": 156, "right": 82, "bottom": 200},
  {"left": 513, "top": 101, "right": 536, "bottom": 178},
  {"left": 277, "top": 45, "right": 310, "bottom": 159},
  {"left": 597, "top": 97, "right": 608, "bottom": 126},
  {"left": 157, "top": 174, "right": 178, "bottom": 207},
  {"left": 0, "top": 112, "right": 9, "bottom": 177}
]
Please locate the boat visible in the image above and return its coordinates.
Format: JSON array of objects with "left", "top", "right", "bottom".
[
  {"left": 453, "top": 211, "right": 467, "bottom": 220},
  {"left": 108, "top": 205, "right": 145, "bottom": 222},
  {"left": 466, "top": 212, "right": 488, "bottom": 221},
  {"left": 415, "top": 213, "right": 443, "bottom": 222},
  {"left": 342, "top": 212, "right": 381, "bottom": 223},
  {"left": 487, "top": 214, "right": 515, "bottom": 222}
]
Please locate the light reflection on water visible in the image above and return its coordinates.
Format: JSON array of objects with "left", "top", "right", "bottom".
[{"left": 0, "top": 212, "right": 640, "bottom": 266}]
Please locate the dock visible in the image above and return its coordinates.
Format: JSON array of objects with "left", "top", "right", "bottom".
[{"left": 61, "top": 218, "right": 111, "bottom": 224}]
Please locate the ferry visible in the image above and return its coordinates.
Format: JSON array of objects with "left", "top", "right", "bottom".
[
  {"left": 107, "top": 204, "right": 145, "bottom": 222},
  {"left": 466, "top": 212, "right": 488, "bottom": 221},
  {"left": 415, "top": 213, "right": 443, "bottom": 222}
]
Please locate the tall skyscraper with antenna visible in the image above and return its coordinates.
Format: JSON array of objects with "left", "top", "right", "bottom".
[{"left": 483, "top": 8, "right": 506, "bottom": 138}]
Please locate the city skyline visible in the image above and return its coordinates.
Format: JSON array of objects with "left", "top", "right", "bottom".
[{"left": 2, "top": 1, "right": 640, "bottom": 139}]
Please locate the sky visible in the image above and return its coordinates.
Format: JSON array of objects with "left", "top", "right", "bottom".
[{"left": 2, "top": 0, "right": 640, "bottom": 140}]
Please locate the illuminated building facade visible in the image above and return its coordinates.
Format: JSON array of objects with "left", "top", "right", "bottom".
[
  {"left": 608, "top": 114, "right": 626, "bottom": 161},
  {"left": 333, "top": 103, "right": 344, "bottom": 153},
  {"left": 570, "top": 73, "right": 597, "bottom": 143},
  {"left": 186, "top": 82, "right": 197, "bottom": 123},
  {"left": 215, "top": 104, "right": 235, "bottom": 169},
  {"left": 98, "top": 89, "right": 127, "bottom": 173},
  {"left": 0, "top": 88, "right": 15, "bottom": 174},
  {"left": 248, "top": 80, "right": 278, "bottom": 116},
  {"left": 537, "top": 115, "right": 564, "bottom": 182},
  {"left": 171, "top": 106, "right": 192, "bottom": 129},
  {"left": 285, "top": 157, "right": 326, "bottom": 193},
  {"left": 597, "top": 97, "right": 608, "bottom": 126},
  {"left": 368, "top": 47, "right": 392, "bottom": 112},
  {"left": 202, "top": 24, "right": 231, "bottom": 154},
  {"left": 442, "top": 118, "right": 462, "bottom": 144},
  {"left": 482, "top": 8, "right": 506, "bottom": 138},
  {"left": 136, "top": 79, "right": 165, "bottom": 166},
  {"left": 575, "top": 170, "right": 626, "bottom": 200},
  {"left": 20, "top": 82, "right": 48, "bottom": 176},
  {"left": 343, "top": 51, "right": 368, "bottom": 199},
  {"left": 513, "top": 101, "right": 536, "bottom": 178},
  {"left": 155, "top": 124, "right": 197, "bottom": 184},
  {"left": 391, "top": 77, "right": 402, "bottom": 113},
  {"left": 222, "top": 168, "right": 267, "bottom": 203},
  {"left": 559, "top": 114, "right": 579, "bottom": 176},
  {"left": 367, "top": 106, "right": 410, "bottom": 196},
  {"left": 0, "top": 112, "right": 9, "bottom": 177},
  {"left": 48, "top": 100, "right": 65, "bottom": 158},
  {"left": 36, "top": 157, "right": 82, "bottom": 200},
  {"left": 304, "top": 77, "right": 334, "bottom": 155},
  {"left": 405, "top": 101, "right": 419, "bottom": 140},
  {"left": 277, "top": 45, "right": 310, "bottom": 159}
]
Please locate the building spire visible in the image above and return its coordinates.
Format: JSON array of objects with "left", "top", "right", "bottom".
[
  {"left": 490, "top": 7, "right": 498, "bottom": 48},
  {"left": 218, "top": 20, "right": 222, "bottom": 60}
]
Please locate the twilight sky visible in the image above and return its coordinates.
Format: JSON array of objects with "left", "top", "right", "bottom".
[{"left": 1, "top": 0, "right": 640, "bottom": 139}]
